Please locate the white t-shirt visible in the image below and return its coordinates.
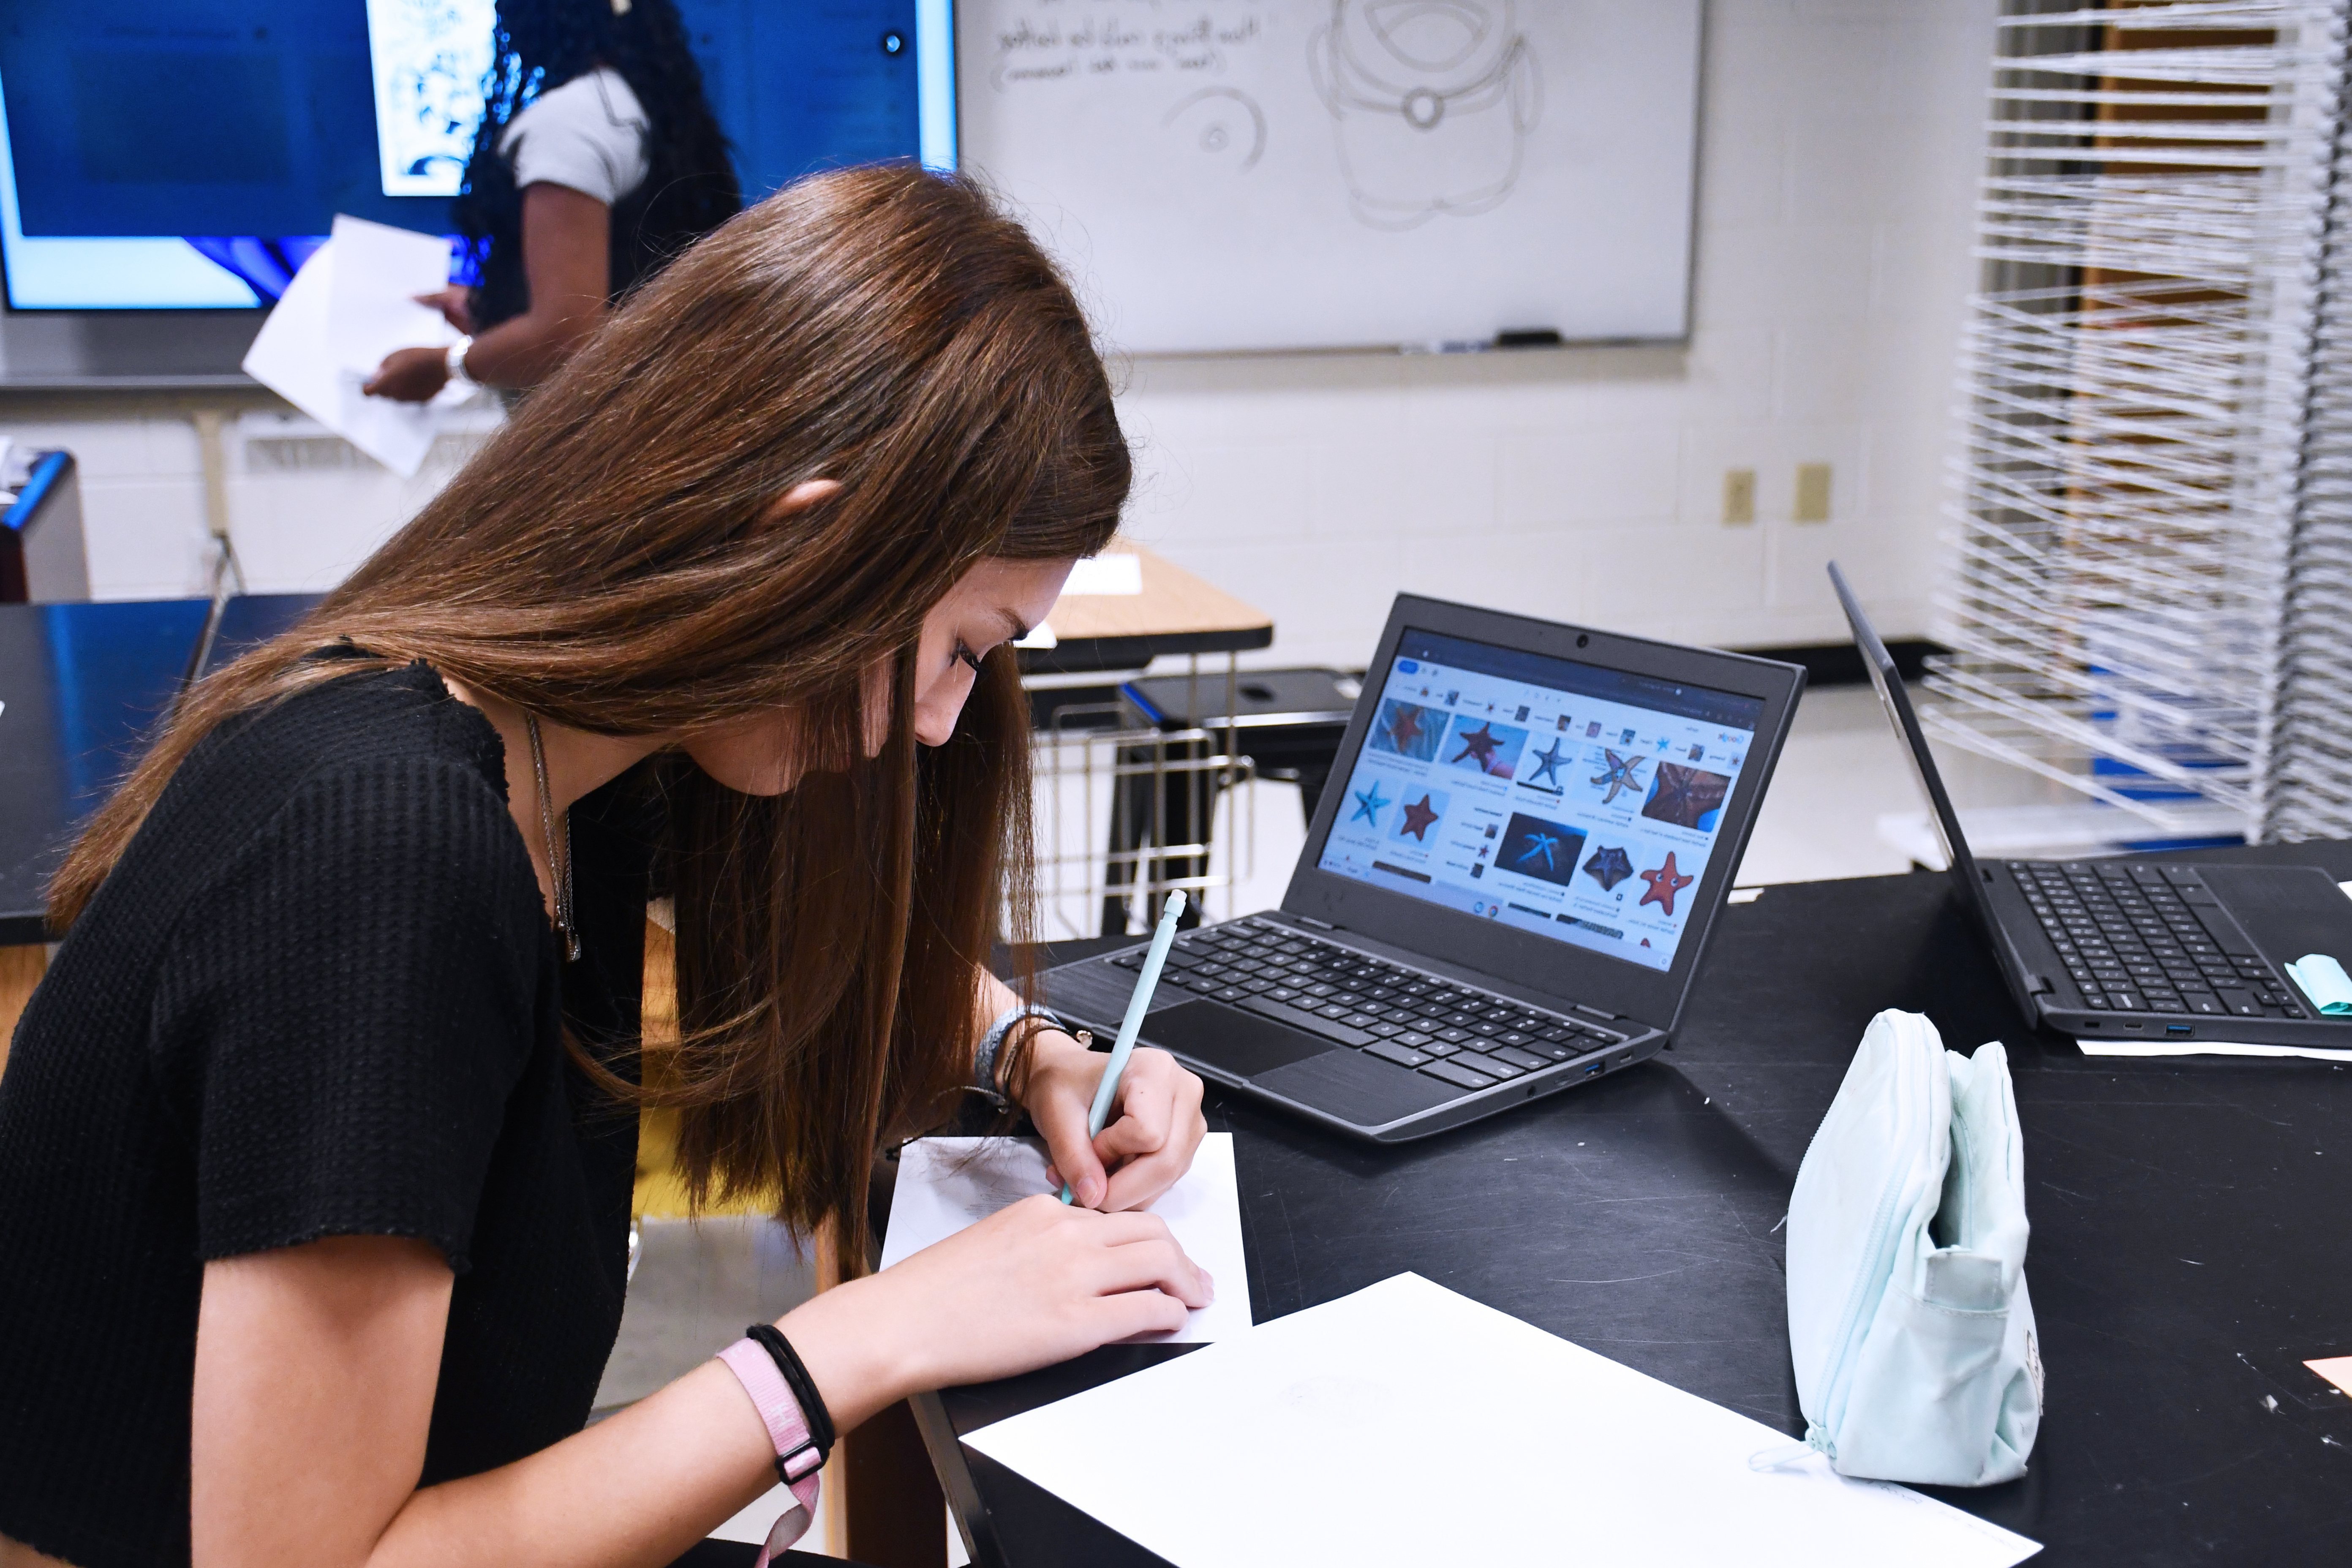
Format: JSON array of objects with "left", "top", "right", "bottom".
[{"left": 498, "top": 68, "right": 650, "bottom": 206}]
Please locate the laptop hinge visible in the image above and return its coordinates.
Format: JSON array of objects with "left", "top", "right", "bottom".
[{"left": 1293, "top": 914, "right": 1336, "bottom": 930}]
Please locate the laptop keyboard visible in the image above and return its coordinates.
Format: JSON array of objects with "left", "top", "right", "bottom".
[
  {"left": 1110, "top": 917, "right": 1628, "bottom": 1093},
  {"left": 2011, "top": 860, "right": 2308, "bottom": 1020}
]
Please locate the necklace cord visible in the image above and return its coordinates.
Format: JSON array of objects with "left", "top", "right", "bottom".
[{"left": 524, "top": 712, "right": 581, "bottom": 962}]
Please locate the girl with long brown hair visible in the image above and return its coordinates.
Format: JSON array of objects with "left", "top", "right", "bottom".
[{"left": 0, "top": 166, "right": 1210, "bottom": 1568}]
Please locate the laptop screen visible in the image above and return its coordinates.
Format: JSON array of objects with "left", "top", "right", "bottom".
[{"left": 1313, "top": 627, "right": 1765, "bottom": 972}]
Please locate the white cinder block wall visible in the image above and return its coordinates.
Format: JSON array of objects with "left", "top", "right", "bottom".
[{"left": 3, "top": 0, "right": 1995, "bottom": 647}]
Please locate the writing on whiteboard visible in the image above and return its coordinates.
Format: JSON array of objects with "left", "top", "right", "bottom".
[
  {"left": 982, "top": 2, "right": 1540, "bottom": 229},
  {"left": 955, "top": 1, "right": 1701, "bottom": 351},
  {"left": 989, "top": 3, "right": 1268, "bottom": 88}
]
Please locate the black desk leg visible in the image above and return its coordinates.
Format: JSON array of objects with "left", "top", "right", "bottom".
[{"left": 909, "top": 1390, "right": 1009, "bottom": 1568}]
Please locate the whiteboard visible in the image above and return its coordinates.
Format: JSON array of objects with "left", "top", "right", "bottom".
[{"left": 956, "top": 1, "right": 1701, "bottom": 355}]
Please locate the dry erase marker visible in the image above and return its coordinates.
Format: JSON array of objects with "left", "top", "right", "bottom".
[{"left": 1061, "top": 889, "right": 1187, "bottom": 1205}]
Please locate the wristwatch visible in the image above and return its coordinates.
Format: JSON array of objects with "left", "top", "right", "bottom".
[{"left": 444, "top": 336, "right": 477, "bottom": 393}]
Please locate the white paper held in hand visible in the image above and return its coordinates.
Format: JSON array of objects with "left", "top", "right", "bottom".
[
  {"left": 879, "top": 1134, "right": 1251, "bottom": 1344},
  {"left": 964, "top": 1273, "right": 2041, "bottom": 1568},
  {"left": 326, "top": 214, "right": 459, "bottom": 375},
  {"left": 241, "top": 239, "right": 455, "bottom": 480}
]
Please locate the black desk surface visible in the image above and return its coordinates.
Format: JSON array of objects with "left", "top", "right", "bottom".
[
  {"left": 0, "top": 593, "right": 321, "bottom": 945},
  {"left": 927, "top": 841, "right": 2352, "bottom": 1568}
]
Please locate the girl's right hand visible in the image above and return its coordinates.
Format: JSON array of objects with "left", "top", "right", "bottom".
[{"left": 776, "top": 1194, "right": 1213, "bottom": 1429}]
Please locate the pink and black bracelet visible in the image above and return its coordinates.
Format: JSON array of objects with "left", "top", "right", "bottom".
[{"left": 715, "top": 1325, "right": 835, "bottom": 1565}]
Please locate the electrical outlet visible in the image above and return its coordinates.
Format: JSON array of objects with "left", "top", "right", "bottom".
[
  {"left": 1722, "top": 468, "right": 1756, "bottom": 525},
  {"left": 1794, "top": 463, "right": 1832, "bottom": 523}
]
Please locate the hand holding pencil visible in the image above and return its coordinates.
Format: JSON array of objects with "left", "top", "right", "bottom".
[{"left": 1024, "top": 893, "right": 1208, "bottom": 1211}]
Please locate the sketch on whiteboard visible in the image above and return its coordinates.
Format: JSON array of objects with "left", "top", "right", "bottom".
[
  {"left": 1307, "top": 0, "right": 1544, "bottom": 230},
  {"left": 365, "top": 0, "right": 498, "bottom": 199},
  {"left": 1162, "top": 87, "right": 1269, "bottom": 172}
]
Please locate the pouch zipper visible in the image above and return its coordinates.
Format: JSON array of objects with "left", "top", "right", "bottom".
[{"left": 1813, "top": 1013, "right": 1939, "bottom": 1451}]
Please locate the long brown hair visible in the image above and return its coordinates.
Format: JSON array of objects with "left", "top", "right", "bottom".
[{"left": 50, "top": 166, "right": 1128, "bottom": 1253}]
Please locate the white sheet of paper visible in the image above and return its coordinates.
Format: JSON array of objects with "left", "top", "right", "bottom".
[
  {"left": 965, "top": 1273, "right": 2041, "bottom": 1568},
  {"left": 241, "top": 241, "right": 439, "bottom": 479},
  {"left": 880, "top": 1135, "right": 1251, "bottom": 1344},
  {"left": 1061, "top": 553, "right": 1143, "bottom": 596},
  {"left": 2077, "top": 1038, "right": 2352, "bottom": 1062},
  {"left": 326, "top": 214, "right": 457, "bottom": 375}
]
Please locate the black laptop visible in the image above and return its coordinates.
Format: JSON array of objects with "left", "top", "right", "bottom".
[
  {"left": 1830, "top": 561, "right": 2352, "bottom": 1046},
  {"left": 1040, "top": 594, "right": 1805, "bottom": 1141}
]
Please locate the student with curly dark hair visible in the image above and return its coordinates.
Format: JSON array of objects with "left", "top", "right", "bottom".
[{"left": 366, "top": 0, "right": 740, "bottom": 402}]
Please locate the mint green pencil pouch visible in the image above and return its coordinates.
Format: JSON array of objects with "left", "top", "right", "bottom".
[{"left": 1761, "top": 1010, "right": 2043, "bottom": 1487}]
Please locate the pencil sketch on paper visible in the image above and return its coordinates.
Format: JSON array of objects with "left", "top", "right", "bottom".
[
  {"left": 1307, "top": 0, "right": 1544, "bottom": 230},
  {"left": 931, "top": 1139, "right": 1059, "bottom": 1224},
  {"left": 1162, "top": 86, "right": 1269, "bottom": 172},
  {"left": 365, "top": 0, "right": 497, "bottom": 199}
]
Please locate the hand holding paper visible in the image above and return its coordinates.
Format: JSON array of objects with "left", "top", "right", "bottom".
[
  {"left": 786, "top": 1171, "right": 1218, "bottom": 1401},
  {"left": 881, "top": 1135, "right": 1251, "bottom": 1344},
  {"left": 240, "top": 215, "right": 466, "bottom": 479},
  {"left": 325, "top": 215, "right": 458, "bottom": 378}
]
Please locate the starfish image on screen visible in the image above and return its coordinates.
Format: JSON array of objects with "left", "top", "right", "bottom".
[
  {"left": 1390, "top": 787, "right": 1449, "bottom": 844},
  {"left": 1581, "top": 843, "right": 1633, "bottom": 892},
  {"left": 1639, "top": 851, "right": 1694, "bottom": 916},
  {"left": 1369, "top": 697, "right": 1444, "bottom": 761},
  {"left": 1588, "top": 749, "right": 1649, "bottom": 805},
  {"left": 1350, "top": 779, "right": 1394, "bottom": 825},
  {"left": 1446, "top": 716, "right": 1530, "bottom": 779},
  {"left": 1498, "top": 811, "right": 1586, "bottom": 888},
  {"left": 1642, "top": 763, "right": 1732, "bottom": 832},
  {"left": 1523, "top": 736, "right": 1569, "bottom": 788}
]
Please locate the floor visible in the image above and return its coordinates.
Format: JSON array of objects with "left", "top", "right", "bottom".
[{"left": 605, "top": 682, "right": 2082, "bottom": 1563}]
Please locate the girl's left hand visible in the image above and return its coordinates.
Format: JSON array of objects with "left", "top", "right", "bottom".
[{"left": 1018, "top": 1032, "right": 1207, "bottom": 1211}]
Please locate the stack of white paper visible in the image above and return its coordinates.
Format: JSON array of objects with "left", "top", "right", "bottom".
[
  {"left": 240, "top": 215, "right": 466, "bottom": 478},
  {"left": 879, "top": 1135, "right": 1252, "bottom": 1344},
  {"left": 964, "top": 1272, "right": 2041, "bottom": 1567}
]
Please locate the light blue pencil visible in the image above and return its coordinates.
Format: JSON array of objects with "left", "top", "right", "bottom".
[{"left": 1060, "top": 889, "right": 1188, "bottom": 1205}]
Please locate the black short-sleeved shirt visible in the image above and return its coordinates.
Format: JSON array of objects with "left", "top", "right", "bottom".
[{"left": 0, "top": 661, "right": 650, "bottom": 1568}]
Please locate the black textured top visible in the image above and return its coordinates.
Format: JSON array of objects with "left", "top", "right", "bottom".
[{"left": 0, "top": 661, "right": 651, "bottom": 1568}]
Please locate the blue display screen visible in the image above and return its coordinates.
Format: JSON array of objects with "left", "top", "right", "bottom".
[
  {"left": 0, "top": 0, "right": 953, "bottom": 310},
  {"left": 1316, "top": 630, "right": 1762, "bottom": 973}
]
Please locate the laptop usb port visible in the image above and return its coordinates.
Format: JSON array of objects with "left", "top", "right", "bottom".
[
  {"left": 2166, "top": 1024, "right": 2193, "bottom": 1036},
  {"left": 1584, "top": 1061, "right": 1605, "bottom": 1076}
]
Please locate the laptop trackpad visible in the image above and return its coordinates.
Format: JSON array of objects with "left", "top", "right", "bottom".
[
  {"left": 2200, "top": 865, "right": 2352, "bottom": 961},
  {"left": 1251, "top": 1050, "right": 1461, "bottom": 1127},
  {"left": 1146, "top": 1000, "right": 1331, "bottom": 1080}
]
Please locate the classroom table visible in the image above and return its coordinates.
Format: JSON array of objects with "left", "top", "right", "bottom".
[
  {"left": 0, "top": 593, "right": 320, "bottom": 946},
  {"left": 0, "top": 547, "right": 1261, "bottom": 948},
  {"left": 1018, "top": 542, "right": 1272, "bottom": 677},
  {"left": 0, "top": 598, "right": 209, "bottom": 945},
  {"left": 920, "top": 839, "right": 2352, "bottom": 1568}
]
